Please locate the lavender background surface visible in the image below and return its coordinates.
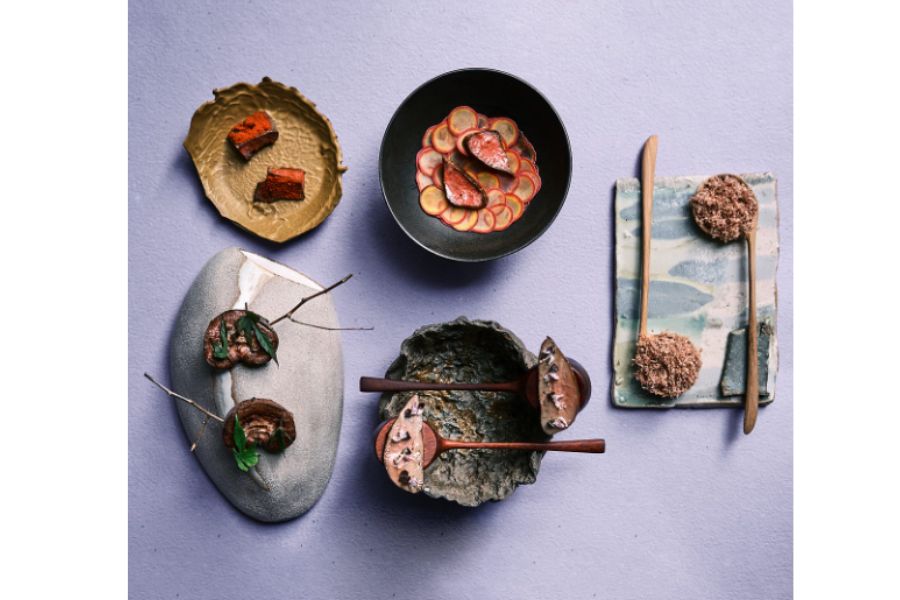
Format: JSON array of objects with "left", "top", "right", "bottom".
[{"left": 129, "top": 1, "right": 792, "bottom": 598}]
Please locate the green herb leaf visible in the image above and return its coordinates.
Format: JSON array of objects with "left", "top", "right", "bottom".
[
  {"left": 271, "top": 427, "right": 287, "bottom": 452},
  {"left": 212, "top": 320, "right": 230, "bottom": 360},
  {"left": 232, "top": 447, "right": 259, "bottom": 472},
  {"left": 254, "top": 325, "right": 278, "bottom": 364},
  {"left": 232, "top": 414, "right": 247, "bottom": 452}
]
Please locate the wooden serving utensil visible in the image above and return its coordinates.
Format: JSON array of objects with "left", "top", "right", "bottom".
[
  {"left": 374, "top": 418, "right": 605, "bottom": 468},
  {"left": 359, "top": 357, "right": 592, "bottom": 412},
  {"left": 743, "top": 215, "right": 759, "bottom": 434}
]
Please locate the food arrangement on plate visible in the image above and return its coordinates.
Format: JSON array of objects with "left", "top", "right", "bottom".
[
  {"left": 184, "top": 78, "right": 347, "bottom": 243},
  {"left": 416, "top": 106, "right": 542, "bottom": 233},
  {"left": 358, "top": 318, "right": 604, "bottom": 505},
  {"left": 143, "top": 67, "right": 780, "bottom": 520}
]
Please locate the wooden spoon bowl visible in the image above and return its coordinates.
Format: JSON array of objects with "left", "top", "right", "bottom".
[{"left": 374, "top": 418, "right": 605, "bottom": 469}]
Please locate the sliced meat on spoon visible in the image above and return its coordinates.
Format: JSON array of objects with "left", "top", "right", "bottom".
[
  {"left": 465, "top": 130, "right": 516, "bottom": 175},
  {"left": 382, "top": 395, "right": 425, "bottom": 493},
  {"left": 442, "top": 159, "right": 487, "bottom": 209}
]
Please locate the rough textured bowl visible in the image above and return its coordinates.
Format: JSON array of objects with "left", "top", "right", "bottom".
[
  {"left": 377, "top": 317, "right": 547, "bottom": 506},
  {"left": 184, "top": 77, "right": 346, "bottom": 243},
  {"left": 379, "top": 69, "right": 572, "bottom": 262}
]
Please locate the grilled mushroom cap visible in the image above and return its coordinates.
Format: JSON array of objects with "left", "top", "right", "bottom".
[
  {"left": 203, "top": 309, "right": 279, "bottom": 370},
  {"left": 222, "top": 398, "right": 296, "bottom": 453}
]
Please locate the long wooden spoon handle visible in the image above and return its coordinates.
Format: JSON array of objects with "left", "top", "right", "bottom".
[
  {"left": 744, "top": 228, "right": 759, "bottom": 434},
  {"left": 639, "top": 135, "right": 658, "bottom": 338},
  {"left": 444, "top": 439, "right": 606, "bottom": 453},
  {"left": 359, "top": 376, "right": 520, "bottom": 394}
]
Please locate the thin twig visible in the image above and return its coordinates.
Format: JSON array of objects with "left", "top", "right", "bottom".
[
  {"left": 190, "top": 415, "right": 212, "bottom": 452},
  {"left": 269, "top": 274, "right": 353, "bottom": 325},
  {"left": 288, "top": 317, "right": 373, "bottom": 331},
  {"left": 144, "top": 373, "right": 225, "bottom": 423}
]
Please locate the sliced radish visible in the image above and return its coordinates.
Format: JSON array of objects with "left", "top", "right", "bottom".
[
  {"left": 416, "top": 170, "right": 432, "bottom": 191},
  {"left": 489, "top": 117, "right": 519, "bottom": 147},
  {"left": 454, "top": 127, "right": 481, "bottom": 156},
  {"left": 472, "top": 208, "right": 496, "bottom": 234},
  {"left": 511, "top": 175, "right": 536, "bottom": 203},
  {"left": 516, "top": 133, "right": 536, "bottom": 162},
  {"left": 432, "top": 162, "right": 444, "bottom": 187},
  {"left": 497, "top": 172, "right": 517, "bottom": 193},
  {"left": 416, "top": 148, "right": 443, "bottom": 176},
  {"left": 486, "top": 188, "right": 506, "bottom": 209},
  {"left": 452, "top": 208, "right": 479, "bottom": 232},
  {"left": 477, "top": 113, "right": 489, "bottom": 128},
  {"left": 440, "top": 206, "right": 468, "bottom": 225},
  {"left": 448, "top": 106, "right": 478, "bottom": 135},
  {"left": 477, "top": 171, "right": 501, "bottom": 190},
  {"left": 490, "top": 204, "right": 514, "bottom": 231},
  {"left": 520, "top": 170, "right": 542, "bottom": 195},
  {"left": 505, "top": 193, "right": 525, "bottom": 220},
  {"left": 422, "top": 125, "right": 436, "bottom": 148},
  {"left": 432, "top": 122, "right": 455, "bottom": 154},
  {"left": 419, "top": 185, "right": 449, "bottom": 216},
  {"left": 518, "top": 158, "right": 536, "bottom": 174},
  {"left": 505, "top": 151, "right": 520, "bottom": 173}
]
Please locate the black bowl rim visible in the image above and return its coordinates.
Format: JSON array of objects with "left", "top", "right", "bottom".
[{"left": 378, "top": 67, "right": 573, "bottom": 263}]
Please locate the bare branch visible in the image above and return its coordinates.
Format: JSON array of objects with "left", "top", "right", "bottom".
[
  {"left": 144, "top": 373, "right": 225, "bottom": 423},
  {"left": 288, "top": 317, "right": 373, "bottom": 331},
  {"left": 269, "top": 273, "right": 353, "bottom": 325},
  {"left": 190, "top": 415, "right": 212, "bottom": 452}
]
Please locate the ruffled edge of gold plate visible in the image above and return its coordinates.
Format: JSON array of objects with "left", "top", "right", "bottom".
[{"left": 184, "top": 77, "right": 347, "bottom": 243}]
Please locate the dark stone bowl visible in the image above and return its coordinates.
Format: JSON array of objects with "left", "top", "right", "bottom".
[
  {"left": 379, "top": 68, "right": 572, "bottom": 262},
  {"left": 378, "top": 318, "right": 546, "bottom": 506}
]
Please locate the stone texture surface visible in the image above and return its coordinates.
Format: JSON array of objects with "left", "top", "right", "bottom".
[
  {"left": 168, "top": 247, "right": 343, "bottom": 521},
  {"left": 378, "top": 318, "right": 543, "bottom": 506},
  {"left": 130, "top": 1, "right": 792, "bottom": 599}
]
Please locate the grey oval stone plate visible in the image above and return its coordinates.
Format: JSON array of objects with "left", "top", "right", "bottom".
[
  {"left": 378, "top": 317, "right": 547, "bottom": 506},
  {"left": 169, "top": 247, "right": 343, "bottom": 522}
]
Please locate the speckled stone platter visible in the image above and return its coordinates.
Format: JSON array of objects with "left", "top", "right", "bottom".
[
  {"left": 378, "top": 318, "right": 546, "bottom": 506},
  {"left": 612, "top": 173, "right": 779, "bottom": 408},
  {"left": 184, "top": 78, "right": 346, "bottom": 243},
  {"left": 169, "top": 247, "right": 343, "bottom": 521}
]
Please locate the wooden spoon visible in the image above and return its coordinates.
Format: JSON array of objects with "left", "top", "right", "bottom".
[
  {"left": 359, "top": 357, "right": 592, "bottom": 413},
  {"left": 374, "top": 418, "right": 605, "bottom": 468},
  {"left": 743, "top": 215, "right": 759, "bottom": 434}
]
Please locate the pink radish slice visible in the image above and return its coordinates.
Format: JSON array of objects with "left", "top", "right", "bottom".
[
  {"left": 505, "top": 151, "right": 520, "bottom": 173},
  {"left": 497, "top": 172, "right": 516, "bottom": 193},
  {"left": 486, "top": 188, "right": 506, "bottom": 209},
  {"left": 448, "top": 106, "right": 478, "bottom": 135},
  {"left": 432, "top": 162, "right": 444, "bottom": 187},
  {"left": 440, "top": 206, "right": 468, "bottom": 225},
  {"left": 416, "top": 148, "right": 443, "bottom": 176},
  {"left": 488, "top": 117, "right": 519, "bottom": 147},
  {"left": 477, "top": 113, "right": 489, "bottom": 128},
  {"left": 416, "top": 170, "right": 432, "bottom": 191},
  {"left": 472, "top": 207, "right": 496, "bottom": 234},
  {"left": 422, "top": 125, "right": 436, "bottom": 148},
  {"left": 452, "top": 208, "right": 479, "bottom": 232},
  {"left": 490, "top": 204, "right": 514, "bottom": 231},
  {"left": 419, "top": 185, "right": 449, "bottom": 216},
  {"left": 454, "top": 127, "right": 482, "bottom": 156},
  {"left": 511, "top": 175, "right": 536, "bottom": 203},
  {"left": 432, "top": 122, "right": 455, "bottom": 154},
  {"left": 477, "top": 171, "right": 501, "bottom": 190},
  {"left": 520, "top": 170, "right": 541, "bottom": 195},
  {"left": 518, "top": 158, "right": 536, "bottom": 174},
  {"left": 515, "top": 133, "right": 536, "bottom": 162},
  {"left": 505, "top": 193, "right": 525, "bottom": 220}
]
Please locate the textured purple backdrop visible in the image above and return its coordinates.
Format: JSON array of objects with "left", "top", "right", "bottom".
[{"left": 129, "top": 1, "right": 792, "bottom": 598}]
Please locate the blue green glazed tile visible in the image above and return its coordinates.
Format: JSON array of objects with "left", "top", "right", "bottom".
[{"left": 612, "top": 173, "right": 779, "bottom": 409}]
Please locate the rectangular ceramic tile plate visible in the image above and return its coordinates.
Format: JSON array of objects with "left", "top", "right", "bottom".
[{"left": 612, "top": 173, "right": 779, "bottom": 408}]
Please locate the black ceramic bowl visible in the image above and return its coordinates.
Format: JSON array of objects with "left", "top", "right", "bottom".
[{"left": 379, "top": 69, "right": 572, "bottom": 262}]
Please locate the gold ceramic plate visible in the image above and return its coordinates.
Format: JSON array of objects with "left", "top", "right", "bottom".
[{"left": 184, "top": 78, "right": 346, "bottom": 243}]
